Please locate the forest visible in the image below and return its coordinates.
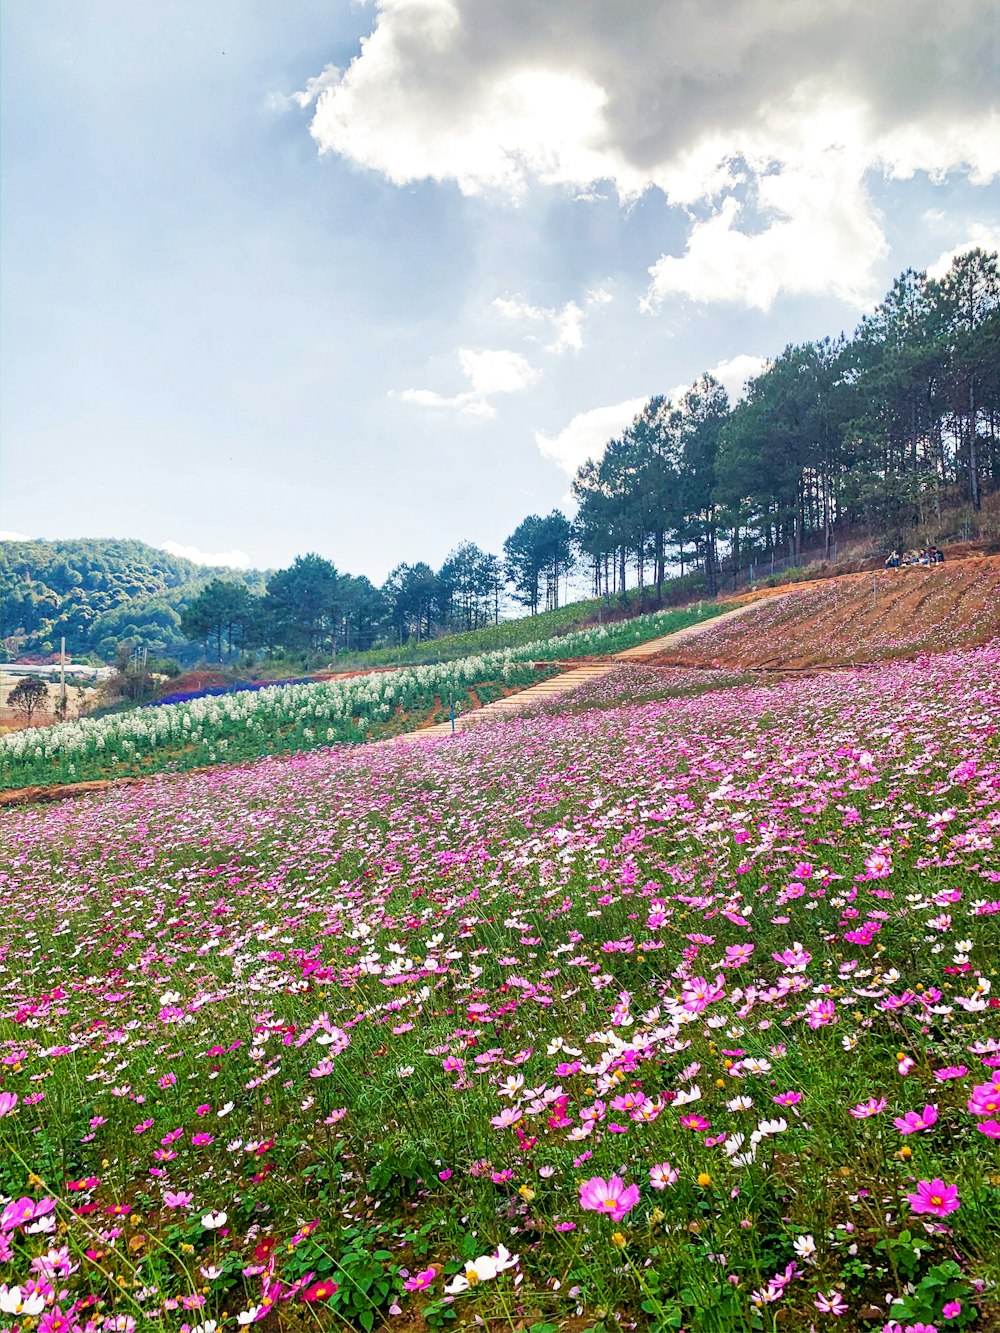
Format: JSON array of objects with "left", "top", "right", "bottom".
[{"left": 2, "top": 248, "right": 997, "bottom": 663}]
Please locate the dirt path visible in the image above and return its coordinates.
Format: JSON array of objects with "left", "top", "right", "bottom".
[
  {"left": 395, "top": 663, "right": 616, "bottom": 740},
  {"left": 613, "top": 600, "right": 777, "bottom": 659}
]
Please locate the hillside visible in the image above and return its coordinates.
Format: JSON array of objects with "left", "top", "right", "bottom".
[
  {"left": 0, "top": 538, "right": 266, "bottom": 663},
  {"left": 646, "top": 554, "right": 1000, "bottom": 669},
  {"left": 1, "top": 631, "right": 997, "bottom": 1330}
]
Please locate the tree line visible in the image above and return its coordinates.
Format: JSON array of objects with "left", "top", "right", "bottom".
[
  {"left": 573, "top": 247, "right": 999, "bottom": 597},
  {"left": 181, "top": 512, "right": 576, "bottom": 660}
]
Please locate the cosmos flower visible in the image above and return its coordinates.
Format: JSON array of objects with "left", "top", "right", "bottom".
[
  {"left": 893, "top": 1106, "right": 938, "bottom": 1134},
  {"left": 906, "top": 1179, "right": 959, "bottom": 1217},
  {"left": 579, "top": 1175, "right": 640, "bottom": 1220}
]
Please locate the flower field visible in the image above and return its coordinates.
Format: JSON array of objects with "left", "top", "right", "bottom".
[
  {"left": 0, "top": 635, "right": 998, "bottom": 1332},
  {"left": 0, "top": 604, "right": 727, "bottom": 792},
  {"left": 653, "top": 557, "right": 1000, "bottom": 670},
  {"left": 520, "top": 665, "right": 751, "bottom": 717}
]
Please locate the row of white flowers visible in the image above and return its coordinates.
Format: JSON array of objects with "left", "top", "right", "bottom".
[{"left": 0, "top": 604, "right": 709, "bottom": 782}]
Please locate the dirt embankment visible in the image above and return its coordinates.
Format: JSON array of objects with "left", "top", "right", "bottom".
[{"left": 644, "top": 555, "right": 1000, "bottom": 670}]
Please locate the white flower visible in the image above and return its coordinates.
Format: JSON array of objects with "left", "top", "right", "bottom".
[
  {"left": 444, "top": 1246, "right": 518, "bottom": 1294},
  {"left": 793, "top": 1234, "right": 817, "bottom": 1260},
  {"left": 201, "top": 1209, "right": 228, "bottom": 1229},
  {"left": 0, "top": 1286, "right": 46, "bottom": 1316},
  {"left": 217, "top": 1101, "right": 235, "bottom": 1117},
  {"left": 727, "top": 1095, "right": 754, "bottom": 1112},
  {"left": 756, "top": 1117, "right": 788, "bottom": 1136},
  {"left": 237, "top": 1307, "right": 262, "bottom": 1325}
]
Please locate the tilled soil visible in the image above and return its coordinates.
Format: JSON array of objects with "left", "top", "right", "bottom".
[{"left": 642, "top": 555, "right": 1000, "bottom": 669}]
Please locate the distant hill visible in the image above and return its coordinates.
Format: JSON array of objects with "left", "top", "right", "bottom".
[{"left": 0, "top": 538, "right": 266, "bottom": 664}]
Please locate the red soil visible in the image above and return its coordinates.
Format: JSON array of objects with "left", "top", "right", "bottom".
[{"left": 645, "top": 554, "right": 1000, "bottom": 670}]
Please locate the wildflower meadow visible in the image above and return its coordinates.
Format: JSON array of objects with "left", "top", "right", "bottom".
[{"left": 0, "top": 639, "right": 998, "bottom": 1332}]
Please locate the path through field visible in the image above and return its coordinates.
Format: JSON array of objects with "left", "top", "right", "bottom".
[{"left": 402, "top": 600, "right": 774, "bottom": 738}]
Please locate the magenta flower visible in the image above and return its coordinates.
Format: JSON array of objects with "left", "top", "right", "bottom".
[
  {"left": 906, "top": 1178, "right": 959, "bottom": 1217},
  {"left": 976, "top": 1119, "right": 1000, "bottom": 1138},
  {"left": 191, "top": 1132, "right": 214, "bottom": 1147},
  {"left": 1, "top": 1198, "right": 55, "bottom": 1232},
  {"left": 932, "top": 1066, "right": 966, "bottom": 1082},
  {"left": 814, "top": 1291, "right": 848, "bottom": 1315},
  {"left": 578, "top": 1174, "right": 640, "bottom": 1221},
  {"left": 0, "top": 1093, "right": 18, "bottom": 1118},
  {"left": 849, "top": 1097, "right": 886, "bottom": 1119},
  {"left": 968, "top": 1083, "right": 1000, "bottom": 1116},
  {"left": 162, "top": 1191, "right": 193, "bottom": 1210},
  {"left": 942, "top": 1300, "right": 962, "bottom": 1319},
  {"left": 893, "top": 1105, "right": 938, "bottom": 1134},
  {"left": 403, "top": 1268, "right": 436, "bottom": 1292},
  {"left": 679, "top": 1113, "right": 711, "bottom": 1132}
]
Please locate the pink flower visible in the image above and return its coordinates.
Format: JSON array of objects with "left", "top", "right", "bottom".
[
  {"left": 0, "top": 1093, "right": 18, "bottom": 1118},
  {"left": 649, "top": 1162, "right": 678, "bottom": 1190},
  {"left": 1, "top": 1197, "right": 55, "bottom": 1232},
  {"left": 773, "top": 1091, "right": 802, "bottom": 1106},
  {"left": 906, "top": 1178, "right": 959, "bottom": 1217},
  {"left": 679, "top": 1114, "right": 711, "bottom": 1132},
  {"left": 932, "top": 1066, "right": 966, "bottom": 1082},
  {"left": 191, "top": 1132, "right": 214, "bottom": 1147},
  {"left": 893, "top": 1105, "right": 938, "bottom": 1134},
  {"left": 942, "top": 1300, "right": 962, "bottom": 1319},
  {"left": 490, "top": 1108, "right": 522, "bottom": 1129},
  {"left": 865, "top": 851, "right": 892, "bottom": 878},
  {"left": 578, "top": 1174, "right": 640, "bottom": 1221},
  {"left": 403, "top": 1268, "right": 436, "bottom": 1292},
  {"left": 976, "top": 1119, "right": 1000, "bottom": 1138},
  {"left": 850, "top": 1097, "right": 886, "bottom": 1119},
  {"left": 162, "top": 1191, "right": 193, "bottom": 1210},
  {"left": 967, "top": 1082, "right": 1000, "bottom": 1116},
  {"left": 814, "top": 1291, "right": 848, "bottom": 1315}
]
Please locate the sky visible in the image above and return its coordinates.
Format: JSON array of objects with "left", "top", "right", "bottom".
[{"left": 2, "top": 0, "right": 999, "bottom": 580}]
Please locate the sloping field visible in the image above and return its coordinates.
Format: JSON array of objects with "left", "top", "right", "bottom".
[
  {"left": 645, "top": 555, "right": 1000, "bottom": 669},
  {"left": 0, "top": 639, "right": 998, "bottom": 1329}
]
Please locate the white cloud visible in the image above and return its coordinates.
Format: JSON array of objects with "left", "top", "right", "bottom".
[
  {"left": 537, "top": 352, "right": 768, "bottom": 477},
  {"left": 667, "top": 353, "right": 770, "bottom": 407},
  {"left": 394, "top": 346, "right": 540, "bottom": 418},
  {"left": 493, "top": 296, "right": 586, "bottom": 353},
  {"left": 643, "top": 128, "right": 890, "bottom": 312},
  {"left": 927, "top": 222, "right": 1000, "bottom": 279},
  {"left": 161, "top": 541, "right": 252, "bottom": 570},
  {"left": 289, "top": 0, "right": 1000, "bottom": 310},
  {"left": 0, "top": 531, "right": 32, "bottom": 542},
  {"left": 535, "top": 396, "right": 647, "bottom": 476}
]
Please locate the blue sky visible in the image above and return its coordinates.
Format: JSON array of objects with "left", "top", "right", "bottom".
[{"left": 3, "top": 0, "right": 998, "bottom": 579}]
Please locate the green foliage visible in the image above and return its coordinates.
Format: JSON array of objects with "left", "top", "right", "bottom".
[
  {"left": 886, "top": 1259, "right": 978, "bottom": 1329},
  {"left": 1, "top": 538, "right": 266, "bottom": 664}
]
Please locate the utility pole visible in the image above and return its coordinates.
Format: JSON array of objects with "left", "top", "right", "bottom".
[{"left": 60, "top": 637, "right": 67, "bottom": 718}]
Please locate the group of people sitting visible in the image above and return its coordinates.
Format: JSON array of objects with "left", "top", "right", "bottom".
[{"left": 884, "top": 546, "right": 945, "bottom": 569}]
